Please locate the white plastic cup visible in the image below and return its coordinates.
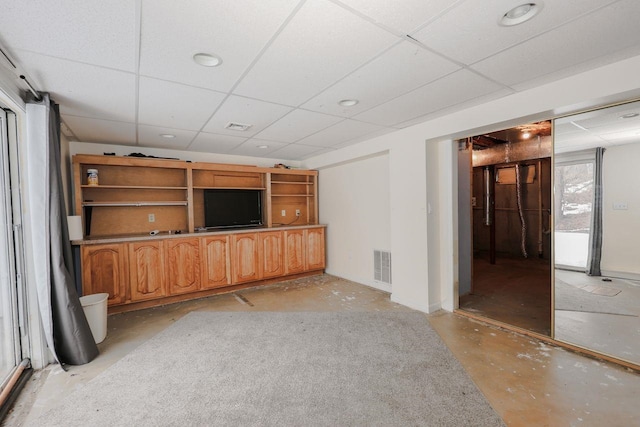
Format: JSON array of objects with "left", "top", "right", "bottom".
[{"left": 80, "top": 293, "right": 109, "bottom": 344}]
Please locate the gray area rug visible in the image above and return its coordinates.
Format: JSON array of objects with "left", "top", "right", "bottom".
[{"left": 30, "top": 312, "right": 504, "bottom": 426}]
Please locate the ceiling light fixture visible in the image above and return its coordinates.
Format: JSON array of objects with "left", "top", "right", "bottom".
[
  {"left": 225, "top": 122, "right": 252, "bottom": 131},
  {"left": 257, "top": 145, "right": 269, "bottom": 149},
  {"left": 338, "top": 99, "right": 359, "bottom": 107},
  {"left": 193, "top": 52, "right": 223, "bottom": 67},
  {"left": 160, "top": 133, "right": 176, "bottom": 138},
  {"left": 499, "top": 3, "right": 541, "bottom": 26},
  {"left": 620, "top": 112, "right": 639, "bottom": 119},
  {"left": 522, "top": 131, "right": 531, "bottom": 139}
]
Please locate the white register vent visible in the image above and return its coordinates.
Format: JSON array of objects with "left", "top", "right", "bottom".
[{"left": 374, "top": 250, "right": 392, "bottom": 284}]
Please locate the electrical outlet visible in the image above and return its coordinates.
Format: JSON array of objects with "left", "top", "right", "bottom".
[
  {"left": 281, "top": 210, "right": 286, "bottom": 217},
  {"left": 148, "top": 213, "right": 155, "bottom": 223},
  {"left": 471, "top": 197, "right": 477, "bottom": 207},
  {"left": 295, "top": 209, "right": 301, "bottom": 217}
]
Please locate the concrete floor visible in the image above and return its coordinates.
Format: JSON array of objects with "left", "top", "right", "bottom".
[
  {"left": 460, "top": 253, "right": 552, "bottom": 335},
  {"left": 4, "top": 274, "right": 640, "bottom": 426},
  {"left": 555, "top": 269, "right": 640, "bottom": 366}
]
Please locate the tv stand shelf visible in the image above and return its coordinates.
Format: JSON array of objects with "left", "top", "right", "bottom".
[{"left": 73, "top": 154, "right": 319, "bottom": 238}]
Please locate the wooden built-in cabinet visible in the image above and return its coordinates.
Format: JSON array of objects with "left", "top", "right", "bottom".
[
  {"left": 201, "top": 235, "right": 231, "bottom": 289},
  {"left": 231, "top": 233, "right": 260, "bottom": 284},
  {"left": 259, "top": 231, "right": 284, "bottom": 278},
  {"left": 128, "top": 241, "right": 166, "bottom": 302},
  {"left": 72, "top": 155, "right": 318, "bottom": 237},
  {"left": 78, "top": 226, "right": 325, "bottom": 312},
  {"left": 81, "top": 244, "right": 127, "bottom": 305},
  {"left": 73, "top": 155, "right": 325, "bottom": 313},
  {"left": 165, "top": 238, "right": 201, "bottom": 295}
]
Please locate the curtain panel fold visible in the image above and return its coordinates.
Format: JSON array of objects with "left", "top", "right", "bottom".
[
  {"left": 586, "top": 147, "right": 605, "bottom": 276},
  {"left": 25, "top": 93, "right": 98, "bottom": 366}
]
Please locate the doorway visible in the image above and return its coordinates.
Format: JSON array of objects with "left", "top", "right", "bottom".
[{"left": 457, "top": 122, "right": 553, "bottom": 335}]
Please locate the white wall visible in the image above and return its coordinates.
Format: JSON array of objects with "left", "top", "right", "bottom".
[
  {"left": 318, "top": 153, "right": 390, "bottom": 291},
  {"left": 601, "top": 142, "right": 640, "bottom": 276},
  {"left": 304, "top": 54, "right": 640, "bottom": 313}
]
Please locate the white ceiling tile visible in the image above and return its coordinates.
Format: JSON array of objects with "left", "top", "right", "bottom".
[
  {"left": 138, "top": 125, "right": 197, "bottom": 149},
  {"left": 302, "top": 41, "right": 460, "bottom": 117},
  {"left": 269, "top": 144, "right": 332, "bottom": 160},
  {"left": 567, "top": 101, "right": 640, "bottom": 130},
  {"left": 414, "top": 0, "right": 619, "bottom": 65},
  {"left": 63, "top": 116, "right": 136, "bottom": 145},
  {"left": 336, "top": 0, "right": 462, "bottom": 34},
  {"left": 253, "top": 109, "right": 343, "bottom": 143},
  {"left": 139, "top": 0, "right": 300, "bottom": 92},
  {"left": 471, "top": 0, "right": 640, "bottom": 88},
  {"left": 228, "top": 139, "right": 289, "bottom": 157},
  {"left": 0, "top": 0, "right": 137, "bottom": 71},
  {"left": 15, "top": 51, "right": 136, "bottom": 123},
  {"left": 138, "top": 77, "right": 226, "bottom": 130},
  {"left": 187, "top": 132, "right": 247, "bottom": 154},
  {"left": 233, "top": 0, "right": 399, "bottom": 106},
  {"left": 355, "top": 69, "right": 505, "bottom": 127},
  {"left": 392, "top": 87, "right": 513, "bottom": 129},
  {"left": 296, "top": 119, "right": 389, "bottom": 147},
  {"left": 202, "top": 96, "right": 292, "bottom": 136}
]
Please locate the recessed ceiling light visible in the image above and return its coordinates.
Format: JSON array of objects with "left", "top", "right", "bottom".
[
  {"left": 522, "top": 131, "right": 531, "bottom": 139},
  {"left": 193, "top": 53, "right": 222, "bottom": 67},
  {"left": 257, "top": 145, "right": 269, "bottom": 149},
  {"left": 499, "top": 3, "right": 541, "bottom": 26},
  {"left": 338, "top": 99, "right": 359, "bottom": 107},
  {"left": 225, "top": 122, "right": 252, "bottom": 131},
  {"left": 620, "top": 112, "right": 639, "bottom": 119},
  {"left": 160, "top": 133, "right": 176, "bottom": 138}
]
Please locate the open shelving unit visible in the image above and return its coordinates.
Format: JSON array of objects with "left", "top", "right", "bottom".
[{"left": 73, "top": 155, "right": 319, "bottom": 238}]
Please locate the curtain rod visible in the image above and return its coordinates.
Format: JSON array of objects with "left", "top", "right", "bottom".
[
  {"left": 0, "top": 46, "right": 43, "bottom": 102},
  {"left": 19, "top": 75, "right": 42, "bottom": 102}
]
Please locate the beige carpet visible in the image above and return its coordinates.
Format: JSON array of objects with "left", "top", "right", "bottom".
[{"left": 28, "top": 312, "right": 504, "bottom": 426}]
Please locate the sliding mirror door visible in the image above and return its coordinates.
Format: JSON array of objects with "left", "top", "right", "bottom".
[{"left": 554, "top": 100, "right": 640, "bottom": 365}]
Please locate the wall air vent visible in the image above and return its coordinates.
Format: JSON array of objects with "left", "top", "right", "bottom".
[
  {"left": 374, "top": 250, "right": 392, "bottom": 284},
  {"left": 225, "top": 122, "right": 252, "bottom": 131}
]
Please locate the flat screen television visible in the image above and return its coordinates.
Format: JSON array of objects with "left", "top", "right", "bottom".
[{"left": 203, "top": 189, "right": 263, "bottom": 229}]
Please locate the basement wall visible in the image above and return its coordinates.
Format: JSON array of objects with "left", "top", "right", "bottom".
[
  {"left": 601, "top": 142, "right": 640, "bottom": 276},
  {"left": 304, "top": 54, "right": 640, "bottom": 313}
]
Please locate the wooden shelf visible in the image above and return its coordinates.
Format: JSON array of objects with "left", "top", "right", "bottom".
[
  {"left": 82, "top": 185, "right": 187, "bottom": 190},
  {"left": 193, "top": 186, "right": 266, "bottom": 190},
  {"left": 74, "top": 154, "right": 318, "bottom": 235},
  {"left": 82, "top": 201, "right": 188, "bottom": 207},
  {"left": 271, "top": 181, "right": 311, "bottom": 185}
]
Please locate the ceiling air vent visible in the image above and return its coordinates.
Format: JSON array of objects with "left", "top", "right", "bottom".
[
  {"left": 225, "top": 122, "right": 252, "bottom": 131},
  {"left": 374, "top": 250, "right": 392, "bottom": 284}
]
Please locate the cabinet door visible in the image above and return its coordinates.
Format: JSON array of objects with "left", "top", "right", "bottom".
[
  {"left": 81, "top": 244, "right": 127, "bottom": 305},
  {"left": 231, "top": 233, "right": 260, "bottom": 284},
  {"left": 201, "top": 235, "right": 231, "bottom": 289},
  {"left": 259, "top": 231, "right": 284, "bottom": 278},
  {"left": 306, "top": 228, "right": 326, "bottom": 271},
  {"left": 129, "top": 241, "right": 165, "bottom": 301},
  {"left": 284, "top": 230, "right": 305, "bottom": 275},
  {"left": 165, "top": 238, "right": 201, "bottom": 295}
]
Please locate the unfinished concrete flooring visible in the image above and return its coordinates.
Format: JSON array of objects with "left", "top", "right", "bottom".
[
  {"left": 4, "top": 274, "right": 640, "bottom": 427},
  {"left": 460, "top": 253, "right": 552, "bottom": 335}
]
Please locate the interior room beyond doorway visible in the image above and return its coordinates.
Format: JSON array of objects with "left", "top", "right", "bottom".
[{"left": 458, "top": 121, "right": 552, "bottom": 335}]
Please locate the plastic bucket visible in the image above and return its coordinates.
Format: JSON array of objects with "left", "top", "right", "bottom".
[{"left": 80, "top": 293, "right": 109, "bottom": 344}]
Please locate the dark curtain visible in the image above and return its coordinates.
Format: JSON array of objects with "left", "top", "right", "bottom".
[
  {"left": 45, "top": 96, "right": 99, "bottom": 365},
  {"left": 586, "top": 147, "right": 605, "bottom": 276}
]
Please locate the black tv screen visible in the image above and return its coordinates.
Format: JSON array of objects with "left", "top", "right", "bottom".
[{"left": 203, "top": 189, "right": 263, "bottom": 229}]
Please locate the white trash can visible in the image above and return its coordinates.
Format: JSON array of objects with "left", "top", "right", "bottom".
[{"left": 80, "top": 293, "right": 109, "bottom": 344}]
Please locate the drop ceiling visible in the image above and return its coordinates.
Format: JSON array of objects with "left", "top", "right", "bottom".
[{"left": 1, "top": 0, "right": 639, "bottom": 160}]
